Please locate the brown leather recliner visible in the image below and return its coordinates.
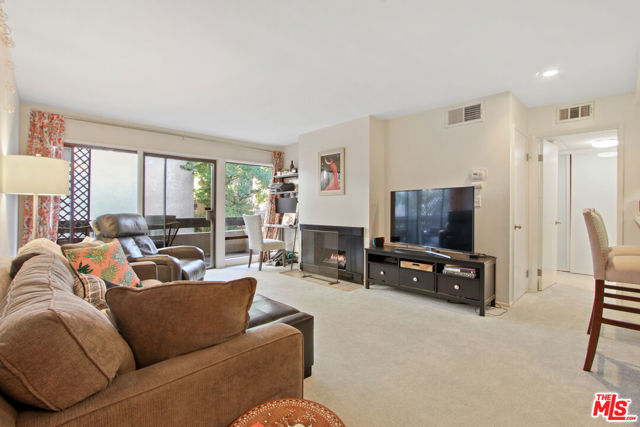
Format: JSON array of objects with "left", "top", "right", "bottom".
[{"left": 92, "top": 213, "right": 206, "bottom": 282}]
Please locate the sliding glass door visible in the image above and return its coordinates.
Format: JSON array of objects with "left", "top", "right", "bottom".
[
  {"left": 144, "top": 154, "right": 216, "bottom": 268},
  {"left": 224, "top": 162, "right": 272, "bottom": 260}
]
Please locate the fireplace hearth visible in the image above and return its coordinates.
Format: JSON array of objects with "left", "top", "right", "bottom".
[{"left": 300, "top": 224, "right": 364, "bottom": 284}]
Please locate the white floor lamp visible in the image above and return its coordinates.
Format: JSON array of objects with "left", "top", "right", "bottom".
[{"left": 0, "top": 154, "right": 70, "bottom": 240}]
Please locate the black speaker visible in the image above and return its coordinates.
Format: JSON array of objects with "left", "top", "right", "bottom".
[{"left": 371, "top": 237, "right": 385, "bottom": 248}]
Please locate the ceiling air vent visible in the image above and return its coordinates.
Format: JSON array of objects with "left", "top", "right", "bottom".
[
  {"left": 558, "top": 102, "right": 593, "bottom": 122},
  {"left": 447, "top": 103, "right": 482, "bottom": 127}
]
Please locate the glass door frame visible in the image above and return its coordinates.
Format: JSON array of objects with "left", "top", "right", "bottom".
[{"left": 142, "top": 153, "right": 217, "bottom": 268}]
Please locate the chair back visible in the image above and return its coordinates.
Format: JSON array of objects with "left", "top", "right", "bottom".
[
  {"left": 93, "top": 213, "right": 158, "bottom": 258},
  {"left": 583, "top": 208, "right": 610, "bottom": 280},
  {"left": 243, "top": 214, "right": 264, "bottom": 251}
]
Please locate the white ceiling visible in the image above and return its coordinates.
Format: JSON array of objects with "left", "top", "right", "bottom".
[
  {"left": 551, "top": 129, "right": 618, "bottom": 153},
  {"left": 5, "top": 0, "right": 640, "bottom": 145}
]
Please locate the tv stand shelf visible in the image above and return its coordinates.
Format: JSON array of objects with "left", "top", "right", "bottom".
[{"left": 365, "top": 246, "right": 496, "bottom": 316}]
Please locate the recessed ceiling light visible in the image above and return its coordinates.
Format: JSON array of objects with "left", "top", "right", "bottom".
[
  {"left": 592, "top": 139, "right": 618, "bottom": 148},
  {"left": 597, "top": 151, "right": 617, "bottom": 158},
  {"left": 537, "top": 68, "right": 559, "bottom": 78}
]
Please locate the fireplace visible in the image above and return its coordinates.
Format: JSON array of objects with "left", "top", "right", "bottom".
[{"left": 300, "top": 224, "right": 364, "bottom": 284}]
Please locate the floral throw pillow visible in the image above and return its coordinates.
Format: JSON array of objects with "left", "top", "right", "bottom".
[{"left": 64, "top": 240, "right": 141, "bottom": 288}]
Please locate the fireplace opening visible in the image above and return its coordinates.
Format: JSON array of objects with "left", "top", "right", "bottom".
[
  {"left": 322, "top": 250, "right": 347, "bottom": 270},
  {"left": 300, "top": 224, "right": 364, "bottom": 284}
]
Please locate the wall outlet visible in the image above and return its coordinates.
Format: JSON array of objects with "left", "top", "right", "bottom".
[
  {"left": 470, "top": 168, "right": 487, "bottom": 181},
  {"left": 474, "top": 195, "right": 482, "bottom": 207}
]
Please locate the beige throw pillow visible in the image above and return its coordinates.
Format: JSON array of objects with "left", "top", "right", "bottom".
[{"left": 106, "top": 278, "right": 257, "bottom": 368}]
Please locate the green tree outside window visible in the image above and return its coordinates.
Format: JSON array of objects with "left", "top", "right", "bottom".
[{"left": 181, "top": 162, "right": 272, "bottom": 230}]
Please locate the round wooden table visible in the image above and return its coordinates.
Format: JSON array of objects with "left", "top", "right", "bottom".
[{"left": 230, "top": 398, "right": 345, "bottom": 427}]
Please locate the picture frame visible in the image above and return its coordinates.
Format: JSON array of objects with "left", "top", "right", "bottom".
[
  {"left": 282, "top": 212, "right": 297, "bottom": 226},
  {"left": 318, "top": 148, "right": 345, "bottom": 195}
]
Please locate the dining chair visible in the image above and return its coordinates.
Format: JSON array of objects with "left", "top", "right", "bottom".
[
  {"left": 243, "top": 214, "right": 286, "bottom": 271},
  {"left": 582, "top": 208, "right": 640, "bottom": 371}
]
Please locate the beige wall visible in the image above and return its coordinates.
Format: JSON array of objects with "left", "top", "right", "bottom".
[
  {"left": 298, "top": 116, "right": 372, "bottom": 241},
  {"left": 19, "top": 103, "right": 277, "bottom": 164},
  {"left": 0, "top": 45, "right": 20, "bottom": 257},
  {"left": 15, "top": 102, "right": 280, "bottom": 264},
  {"left": 283, "top": 142, "right": 299, "bottom": 171},
  {"left": 385, "top": 92, "right": 513, "bottom": 303},
  {"left": 369, "top": 117, "right": 386, "bottom": 240},
  {"left": 528, "top": 93, "right": 640, "bottom": 247}
]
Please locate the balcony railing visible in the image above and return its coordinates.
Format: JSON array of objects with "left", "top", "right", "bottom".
[{"left": 57, "top": 216, "right": 249, "bottom": 258}]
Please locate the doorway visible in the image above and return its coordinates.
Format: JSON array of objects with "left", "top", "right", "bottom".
[
  {"left": 538, "top": 129, "right": 618, "bottom": 287},
  {"left": 143, "top": 154, "right": 216, "bottom": 268}
]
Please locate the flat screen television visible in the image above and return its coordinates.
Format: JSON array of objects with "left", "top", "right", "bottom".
[{"left": 390, "top": 186, "right": 474, "bottom": 253}]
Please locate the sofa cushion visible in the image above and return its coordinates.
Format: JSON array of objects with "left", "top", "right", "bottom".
[
  {"left": 74, "top": 274, "right": 117, "bottom": 311},
  {"left": 63, "top": 240, "right": 141, "bottom": 287},
  {"left": 8, "top": 252, "right": 40, "bottom": 279},
  {"left": 17, "top": 238, "right": 68, "bottom": 264},
  {"left": 0, "top": 258, "right": 11, "bottom": 303},
  {"left": 0, "top": 253, "right": 136, "bottom": 411},
  {"left": 106, "top": 278, "right": 257, "bottom": 368}
]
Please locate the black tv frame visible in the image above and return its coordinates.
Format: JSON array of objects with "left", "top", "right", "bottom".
[{"left": 389, "top": 186, "right": 475, "bottom": 255}]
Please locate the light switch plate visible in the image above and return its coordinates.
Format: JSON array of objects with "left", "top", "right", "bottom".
[{"left": 474, "top": 195, "right": 482, "bottom": 207}]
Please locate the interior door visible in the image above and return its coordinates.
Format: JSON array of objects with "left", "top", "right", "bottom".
[
  {"left": 513, "top": 130, "right": 529, "bottom": 301},
  {"left": 539, "top": 140, "right": 559, "bottom": 290}
]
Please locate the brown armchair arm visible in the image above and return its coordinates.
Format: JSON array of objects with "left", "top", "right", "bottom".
[
  {"left": 129, "top": 261, "right": 158, "bottom": 281},
  {"left": 17, "top": 324, "right": 303, "bottom": 427},
  {"left": 157, "top": 245, "right": 205, "bottom": 261},
  {"left": 132, "top": 255, "right": 182, "bottom": 282}
]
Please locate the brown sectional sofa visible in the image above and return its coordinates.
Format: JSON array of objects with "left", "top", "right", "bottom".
[{"left": 0, "top": 239, "right": 314, "bottom": 426}]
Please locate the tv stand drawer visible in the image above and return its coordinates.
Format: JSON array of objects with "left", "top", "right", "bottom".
[
  {"left": 399, "top": 268, "right": 435, "bottom": 291},
  {"left": 437, "top": 275, "right": 480, "bottom": 300},
  {"left": 368, "top": 262, "right": 397, "bottom": 284}
]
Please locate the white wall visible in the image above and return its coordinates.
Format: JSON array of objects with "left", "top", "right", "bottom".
[
  {"left": 0, "top": 45, "right": 20, "bottom": 257},
  {"left": 570, "top": 151, "right": 617, "bottom": 274},
  {"left": 385, "top": 92, "right": 513, "bottom": 303},
  {"left": 298, "top": 116, "right": 372, "bottom": 240},
  {"left": 529, "top": 93, "right": 640, "bottom": 247}
]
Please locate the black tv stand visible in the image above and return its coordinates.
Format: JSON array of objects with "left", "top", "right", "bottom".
[
  {"left": 366, "top": 246, "right": 496, "bottom": 316},
  {"left": 394, "top": 247, "right": 451, "bottom": 259}
]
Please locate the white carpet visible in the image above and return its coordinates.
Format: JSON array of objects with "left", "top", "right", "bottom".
[{"left": 206, "top": 267, "right": 640, "bottom": 426}]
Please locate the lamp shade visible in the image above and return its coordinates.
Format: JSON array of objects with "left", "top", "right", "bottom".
[{"left": 0, "top": 155, "right": 70, "bottom": 196}]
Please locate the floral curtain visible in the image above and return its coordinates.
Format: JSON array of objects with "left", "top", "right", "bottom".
[
  {"left": 22, "top": 111, "right": 66, "bottom": 244},
  {"left": 263, "top": 151, "right": 284, "bottom": 240}
]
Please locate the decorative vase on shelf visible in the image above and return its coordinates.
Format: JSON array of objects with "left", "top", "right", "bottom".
[{"left": 290, "top": 161, "right": 297, "bottom": 173}]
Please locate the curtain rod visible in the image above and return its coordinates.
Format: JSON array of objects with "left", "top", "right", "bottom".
[{"left": 63, "top": 115, "right": 278, "bottom": 153}]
